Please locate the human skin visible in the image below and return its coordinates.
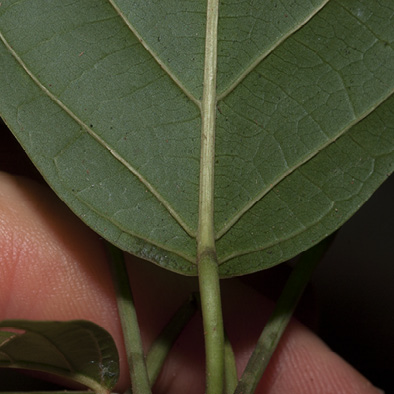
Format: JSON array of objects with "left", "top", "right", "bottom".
[{"left": 0, "top": 172, "right": 384, "bottom": 393}]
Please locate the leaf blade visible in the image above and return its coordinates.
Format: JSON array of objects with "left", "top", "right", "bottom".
[
  {"left": 213, "top": 0, "right": 394, "bottom": 274},
  {"left": 215, "top": 0, "right": 394, "bottom": 233},
  {"left": 0, "top": 0, "right": 199, "bottom": 274},
  {"left": 0, "top": 320, "right": 119, "bottom": 393},
  {"left": 0, "top": 0, "right": 393, "bottom": 276},
  {"left": 217, "top": 94, "right": 394, "bottom": 275}
]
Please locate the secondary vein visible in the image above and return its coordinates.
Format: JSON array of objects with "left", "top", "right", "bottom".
[
  {"left": 0, "top": 31, "right": 195, "bottom": 239},
  {"left": 107, "top": 0, "right": 201, "bottom": 109},
  {"left": 217, "top": 0, "right": 330, "bottom": 101},
  {"left": 216, "top": 89, "right": 394, "bottom": 241}
]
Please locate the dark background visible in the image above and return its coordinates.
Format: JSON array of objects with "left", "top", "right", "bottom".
[{"left": 0, "top": 118, "right": 393, "bottom": 392}]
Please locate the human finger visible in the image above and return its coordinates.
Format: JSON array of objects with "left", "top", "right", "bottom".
[{"left": 0, "top": 172, "right": 384, "bottom": 394}]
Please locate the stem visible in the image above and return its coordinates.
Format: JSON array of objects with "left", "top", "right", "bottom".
[
  {"left": 198, "top": 0, "right": 224, "bottom": 393},
  {"left": 198, "top": 253, "right": 224, "bottom": 394},
  {"left": 224, "top": 331, "right": 238, "bottom": 394},
  {"left": 105, "top": 242, "right": 151, "bottom": 394},
  {"left": 146, "top": 294, "right": 198, "bottom": 385},
  {"left": 235, "top": 235, "right": 335, "bottom": 394}
]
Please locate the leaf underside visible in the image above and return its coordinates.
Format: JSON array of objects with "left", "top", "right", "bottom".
[
  {"left": 0, "top": 0, "right": 393, "bottom": 276},
  {"left": 0, "top": 320, "right": 119, "bottom": 392}
]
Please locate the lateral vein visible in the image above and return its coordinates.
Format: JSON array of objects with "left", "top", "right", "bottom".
[
  {"left": 107, "top": 0, "right": 201, "bottom": 109},
  {"left": 217, "top": 0, "right": 330, "bottom": 101},
  {"left": 216, "top": 89, "right": 394, "bottom": 240},
  {"left": 0, "top": 31, "right": 195, "bottom": 238}
]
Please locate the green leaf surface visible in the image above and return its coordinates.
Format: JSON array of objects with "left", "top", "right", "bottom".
[
  {"left": 0, "top": 320, "right": 119, "bottom": 394},
  {"left": 0, "top": 0, "right": 393, "bottom": 276}
]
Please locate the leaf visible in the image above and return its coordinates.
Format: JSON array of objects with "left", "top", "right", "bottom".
[
  {"left": 0, "top": 320, "right": 119, "bottom": 393},
  {"left": 0, "top": 0, "right": 393, "bottom": 276}
]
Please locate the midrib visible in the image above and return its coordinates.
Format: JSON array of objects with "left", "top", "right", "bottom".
[{"left": 197, "top": 0, "right": 219, "bottom": 258}]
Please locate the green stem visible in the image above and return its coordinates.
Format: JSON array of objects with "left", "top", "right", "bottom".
[
  {"left": 224, "top": 331, "right": 238, "bottom": 394},
  {"left": 105, "top": 242, "right": 151, "bottom": 394},
  {"left": 198, "top": 253, "right": 224, "bottom": 394},
  {"left": 146, "top": 293, "right": 198, "bottom": 386},
  {"left": 197, "top": 0, "right": 224, "bottom": 393},
  {"left": 234, "top": 235, "right": 335, "bottom": 394}
]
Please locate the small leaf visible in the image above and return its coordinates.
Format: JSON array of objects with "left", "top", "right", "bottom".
[{"left": 0, "top": 320, "right": 119, "bottom": 394}]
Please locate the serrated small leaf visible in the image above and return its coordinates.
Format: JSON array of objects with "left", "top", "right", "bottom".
[{"left": 0, "top": 320, "right": 119, "bottom": 394}]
